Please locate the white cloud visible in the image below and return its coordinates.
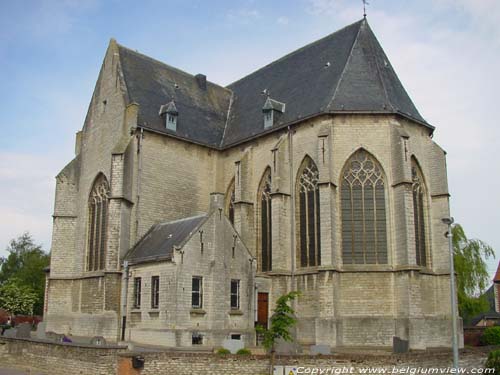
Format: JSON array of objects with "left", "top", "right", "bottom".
[
  {"left": 301, "top": 0, "right": 500, "bottom": 277},
  {"left": 0, "top": 152, "right": 57, "bottom": 257},
  {"left": 277, "top": 16, "right": 289, "bottom": 25},
  {"left": 226, "top": 9, "right": 261, "bottom": 24}
]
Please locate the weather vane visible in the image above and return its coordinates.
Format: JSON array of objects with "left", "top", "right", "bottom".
[{"left": 363, "top": 0, "right": 369, "bottom": 18}]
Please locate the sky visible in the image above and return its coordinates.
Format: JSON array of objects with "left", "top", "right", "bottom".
[{"left": 0, "top": 0, "right": 499, "bottom": 278}]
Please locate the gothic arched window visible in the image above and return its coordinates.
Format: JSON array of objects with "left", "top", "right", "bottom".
[
  {"left": 341, "top": 150, "right": 387, "bottom": 264},
  {"left": 259, "top": 168, "right": 272, "bottom": 272},
  {"left": 297, "top": 157, "right": 321, "bottom": 267},
  {"left": 87, "top": 174, "right": 110, "bottom": 271},
  {"left": 226, "top": 178, "right": 235, "bottom": 225},
  {"left": 412, "top": 158, "right": 427, "bottom": 267}
]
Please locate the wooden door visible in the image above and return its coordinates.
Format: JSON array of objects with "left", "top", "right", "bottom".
[{"left": 257, "top": 292, "right": 269, "bottom": 329}]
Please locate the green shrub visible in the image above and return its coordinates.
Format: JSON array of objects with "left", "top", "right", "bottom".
[
  {"left": 482, "top": 326, "right": 500, "bottom": 345},
  {"left": 485, "top": 349, "right": 500, "bottom": 372},
  {"left": 236, "top": 348, "right": 251, "bottom": 356},
  {"left": 216, "top": 348, "right": 231, "bottom": 355}
]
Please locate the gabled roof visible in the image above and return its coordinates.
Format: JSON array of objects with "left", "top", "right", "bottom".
[
  {"left": 113, "top": 18, "right": 431, "bottom": 149},
  {"left": 125, "top": 215, "right": 207, "bottom": 265},
  {"left": 117, "top": 45, "right": 232, "bottom": 147},
  {"left": 223, "top": 18, "right": 430, "bottom": 147}
]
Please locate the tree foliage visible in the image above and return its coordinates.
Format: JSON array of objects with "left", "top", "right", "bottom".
[
  {"left": 256, "top": 291, "right": 300, "bottom": 351},
  {"left": 0, "top": 281, "right": 38, "bottom": 315},
  {"left": 452, "top": 224, "right": 495, "bottom": 323},
  {"left": 0, "top": 232, "right": 50, "bottom": 315}
]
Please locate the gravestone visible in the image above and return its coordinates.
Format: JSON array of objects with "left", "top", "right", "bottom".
[
  {"left": 4, "top": 328, "right": 17, "bottom": 338},
  {"left": 393, "top": 336, "right": 409, "bottom": 353},
  {"left": 16, "top": 323, "right": 32, "bottom": 338},
  {"left": 274, "top": 340, "right": 302, "bottom": 355},
  {"left": 90, "top": 336, "right": 107, "bottom": 346},
  {"left": 45, "top": 331, "right": 58, "bottom": 341},
  {"left": 310, "top": 344, "right": 331, "bottom": 355},
  {"left": 36, "top": 322, "right": 47, "bottom": 340},
  {"left": 46, "top": 331, "right": 64, "bottom": 342},
  {"left": 222, "top": 338, "right": 244, "bottom": 354}
]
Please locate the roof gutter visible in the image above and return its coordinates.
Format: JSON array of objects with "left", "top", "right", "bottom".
[{"left": 137, "top": 110, "right": 434, "bottom": 152}]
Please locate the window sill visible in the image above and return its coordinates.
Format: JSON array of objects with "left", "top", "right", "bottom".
[
  {"left": 148, "top": 309, "right": 160, "bottom": 313},
  {"left": 229, "top": 310, "right": 244, "bottom": 316},
  {"left": 130, "top": 309, "right": 141, "bottom": 313},
  {"left": 190, "top": 309, "right": 206, "bottom": 315}
]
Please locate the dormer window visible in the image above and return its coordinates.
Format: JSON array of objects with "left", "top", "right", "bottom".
[
  {"left": 159, "top": 100, "right": 178, "bottom": 132},
  {"left": 167, "top": 113, "right": 177, "bottom": 129},
  {"left": 262, "top": 97, "right": 285, "bottom": 129},
  {"left": 264, "top": 111, "right": 273, "bottom": 128}
]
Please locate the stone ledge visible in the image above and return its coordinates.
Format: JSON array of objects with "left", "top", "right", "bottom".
[
  {"left": 190, "top": 309, "right": 207, "bottom": 315},
  {"left": 0, "top": 336, "right": 127, "bottom": 350}
]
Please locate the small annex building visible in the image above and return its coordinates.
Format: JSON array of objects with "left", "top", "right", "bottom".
[{"left": 123, "top": 193, "right": 256, "bottom": 346}]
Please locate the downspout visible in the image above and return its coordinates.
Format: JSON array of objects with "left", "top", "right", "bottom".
[
  {"left": 120, "top": 260, "right": 129, "bottom": 341},
  {"left": 135, "top": 127, "right": 144, "bottom": 241},
  {"left": 288, "top": 126, "right": 296, "bottom": 291}
]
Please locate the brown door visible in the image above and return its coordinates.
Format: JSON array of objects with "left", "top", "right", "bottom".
[{"left": 257, "top": 292, "right": 269, "bottom": 329}]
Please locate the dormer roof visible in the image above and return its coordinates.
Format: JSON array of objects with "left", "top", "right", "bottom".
[
  {"left": 159, "top": 101, "right": 178, "bottom": 116},
  {"left": 262, "top": 97, "right": 286, "bottom": 113}
]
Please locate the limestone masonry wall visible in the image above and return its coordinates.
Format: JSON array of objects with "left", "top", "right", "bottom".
[{"left": 0, "top": 338, "right": 490, "bottom": 375}]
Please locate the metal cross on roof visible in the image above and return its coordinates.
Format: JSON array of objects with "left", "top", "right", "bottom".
[{"left": 363, "top": 0, "right": 369, "bottom": 18}]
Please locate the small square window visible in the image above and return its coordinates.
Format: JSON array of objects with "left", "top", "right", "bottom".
[
  {"left": 192, "top": 333, "right": 203, "bottom": 345},
  {"left": 231, "top": 334, "right": 241, "bottom": 340}
]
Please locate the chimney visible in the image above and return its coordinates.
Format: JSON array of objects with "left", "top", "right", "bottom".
[{"left": 195, "top": 74, "right": 207, "bottom": 90}]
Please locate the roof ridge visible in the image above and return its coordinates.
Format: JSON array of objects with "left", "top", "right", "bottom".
[
  {"left": 326, "top": 19, "right": 364, "bottom": 111},
  {"left": 363, "top": 21, "right": 395, "bottom": 112},
  {"left": 226, "top": 19, "right": 365, "bottom": 89},
  {"left": 113, "top": 40, "right": 132, "bottom": 105},
  {"left": 220, "top": 92, "right": 234, "bottom": 148},
  {"left": 158, "top": 214, "right": 207, "bottom": 226},
  {"left": 116, "top": 42, "right": 232, "bottom": 93}
]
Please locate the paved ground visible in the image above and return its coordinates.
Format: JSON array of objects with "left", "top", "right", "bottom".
[
  {"left": 0, "top": 369, "right": 27, "bottom": 375},
  {"left": 0, "top": 368, "right": 43, "bottom": 375}
]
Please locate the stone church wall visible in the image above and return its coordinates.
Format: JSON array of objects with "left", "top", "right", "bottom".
[{"left": 46, "top": 40, "right": 134, "bottom": 340}]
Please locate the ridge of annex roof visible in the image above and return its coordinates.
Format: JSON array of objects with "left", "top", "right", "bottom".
[{"left": 110, "top": 18, "right": 432, "bottom": 150}]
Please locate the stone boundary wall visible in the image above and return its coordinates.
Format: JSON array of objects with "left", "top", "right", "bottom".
[
  {"left": 0, "top": 337, "right": 491, "bottom": 375},
  {"left": 0, "top": 337, "right": 127, "bottom": 375}
]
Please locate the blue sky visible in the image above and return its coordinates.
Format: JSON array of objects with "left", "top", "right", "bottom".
[{"left": 1, "top": 0, "right": 499, "bottom": 279}]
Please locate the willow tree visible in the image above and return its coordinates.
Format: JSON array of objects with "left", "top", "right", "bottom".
[{"left": 452, "top": 224, "right": 494, "bottom": 323}]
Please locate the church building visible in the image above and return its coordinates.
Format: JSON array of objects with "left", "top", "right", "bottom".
[{"left": 45, "top": 18, "right": 457, "bottom": 350}]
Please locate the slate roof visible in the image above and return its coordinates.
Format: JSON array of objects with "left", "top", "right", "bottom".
[
  {"left": 117, "top": 45, "right": 232, "bottom": 147},
  {"left": 470, "top": 311, "right": 500, "bottom": 327},
  {"left": 125, "top": 215, "right": 207, "bottom": 265},
  {"left": 115, "top": 18, "right": 431, "bottom": 149}
]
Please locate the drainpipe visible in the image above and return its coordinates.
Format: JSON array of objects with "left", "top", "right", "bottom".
[
  {"left": 135, "top": 127, "right": 144, "bottom": 241},
  {"left": 120, "top": 260, "right": 129, "bottom": 341},
  {"left": 288, "top": 126, "right": 296, "bottom": 291}
]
